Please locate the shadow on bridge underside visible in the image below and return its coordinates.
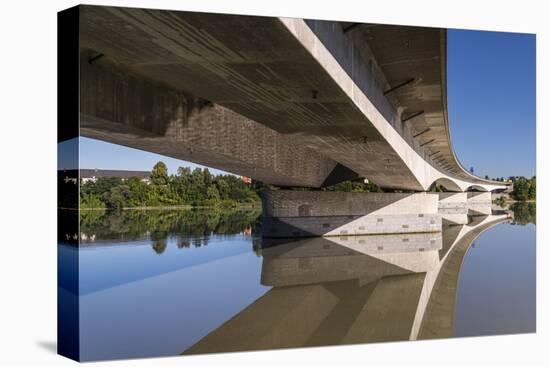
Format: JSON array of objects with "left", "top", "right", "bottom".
[
  {"left": 75, "top": 6, "right": 509, "bottom": 193},
  {"left": 183, "top": 214, "right": 509, "bottom": 355}
]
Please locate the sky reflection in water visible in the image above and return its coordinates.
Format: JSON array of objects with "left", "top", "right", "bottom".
[{"left": 58, "top": 205, "right": 535, "bottom": 361}]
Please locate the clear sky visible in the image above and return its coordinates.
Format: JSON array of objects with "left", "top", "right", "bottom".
[
  {"left": 78, "top": 28, "right": 536, "bottom": 179},
  {"left": 447, "top": 29, "right": 536, "bottom": 178},
  {"left": 79, "top": 138, "right": 228, "bottom": 176}
]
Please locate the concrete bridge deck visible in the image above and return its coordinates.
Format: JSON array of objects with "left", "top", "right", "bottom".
[{"left": 70, "top": 5, "right": 509, "bottom": 193}]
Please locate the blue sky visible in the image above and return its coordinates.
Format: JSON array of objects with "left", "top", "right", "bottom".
[
  {"left": 77, "top": 28, "right": 536, "bottom": 179},
  {"left": 78, "top": 138, "right": 228, "bottom": 175},
  {"left": 447, "top": 29, "right": 536, "bottom": 178}
]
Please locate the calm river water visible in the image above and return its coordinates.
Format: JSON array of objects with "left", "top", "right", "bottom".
[{"left": 58, "top": 203, "right": 535, "bottom": 361}]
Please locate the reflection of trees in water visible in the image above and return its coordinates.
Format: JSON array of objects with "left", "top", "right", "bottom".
[
  {"left": 252, "top": 238, "right": 263, "bottom": 257},
  {"left": 177, "top": 239, "right": 191, "bottom": 249},
  {"left": 152, "top": 240, "right": 167, "bottom": 254},
  {"left": 80, "top": 208, "right": 261, "bottom": 242},
  {"left": 510, "top": 202, "right": 536, "bottom": 225}
]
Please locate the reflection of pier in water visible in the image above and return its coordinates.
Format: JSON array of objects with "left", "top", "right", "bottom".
[{"left": 184, "top": 212, "right": 510, "bottom": 354}]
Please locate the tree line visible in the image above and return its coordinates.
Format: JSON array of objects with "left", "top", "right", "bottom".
[
  {"left": 79, "top": 162, "right": 387, "bottom": 210},
  {"left": 80, "top": 162, "right": 260, "bottom": 209},
  {"left": 510, "top": 176, "right": 536, "bottom": 201},
  {"left": 477, "top": 175, "right": 536, "bottom": 202}
]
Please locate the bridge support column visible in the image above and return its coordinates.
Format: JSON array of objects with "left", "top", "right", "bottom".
[
  {"left": 437, "top": 192, "right": 467, "bottom": 210},
  {"left": 261, "top": 191, "right": 440, "bottom": 237},
  {"left": 467, "top": 192, "right": 492, "bottom": 215},
  {"left": 437, "top": 192, "right": 492, "bottom": 221},
  {"left": 438, "top": 192, "right": 468, "bottom": 224}
]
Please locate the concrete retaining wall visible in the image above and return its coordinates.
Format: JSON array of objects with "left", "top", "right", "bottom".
[
  {"left": 262, "top": 191, "right": 438, "bottom": 217},
  {"left": 261, "top": 191, "right": 440, "bottom": 237}
]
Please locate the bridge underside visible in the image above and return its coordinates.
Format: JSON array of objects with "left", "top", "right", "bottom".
[
  {"left": 80, "top": 56, "right": 339, "bottom": 188},
  {"left": 76, "top": 5, "right": 507, "bottom": 193}
]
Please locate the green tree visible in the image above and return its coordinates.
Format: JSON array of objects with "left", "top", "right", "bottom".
[
  {"left": 125, "top": 177, "right": 150, "bottom": 206},
  {"left": 151, "top": 161, "right": 169, "bottom": 185},
  {"left": 206, "top": 185, "right": 220, "bottom": 201},
  {"left": 102, "top": 185, "right": 131, "bottom": 210},
  {"left": 322, "top": 180, "right": 382, "bottom": 193},
  {"left": 80, "top": 193, "right": 105, "bottom": 209},
  {"left": 177, "top": 166, "right": 191, "bottom": 177},
  {"left": 203, "top": 168, "right": 213, "bottom": 186},
  {"left": 511, "top": 176, "right": 536, "bottom": 201}
]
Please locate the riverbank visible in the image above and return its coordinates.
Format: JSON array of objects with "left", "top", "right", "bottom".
[
  {"left": 80, "top": 203, "right": 261, "bottom": 211},
  {"left": 500, "top": 200, "right": 536, "bottom": 203},
  {"left": 493, "top": 198, "right": 536, "bottom": 208}
]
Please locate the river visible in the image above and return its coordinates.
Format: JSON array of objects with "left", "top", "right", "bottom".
[{"left": 58, "top": 203, "right": 535, "bottom": 361}]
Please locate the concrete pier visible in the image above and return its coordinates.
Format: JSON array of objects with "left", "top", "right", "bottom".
[
  {"left": 438, "top": 192, "right": 467, "bottom": 210},
  {"left": 261, "top": 191, "right": 441, "bottom": 237},
  {"left": 467, "top": 192, "right": 493, "bottom": 215},
  {"left": 438, "top": 193, "right": 468, "bottom": 224},
  {"left": 260, "top": 233, "right": 442, "bottom": 287},
  {"left": 437, "top": 192, "right": 493, "bottom": 223}
]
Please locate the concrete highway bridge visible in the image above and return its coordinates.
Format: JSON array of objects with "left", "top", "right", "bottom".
[
  {"left": 183, "top": 212, "right": 510, "bottom": 353},
  {"left": 61, "top": 5, "right": 508, "bottom": 194}
]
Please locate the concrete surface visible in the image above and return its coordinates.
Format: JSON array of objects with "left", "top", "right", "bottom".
[
  {"left": 261, "top": 191, "right": 441, "bottom": 237},
  {"left": 75, "top": 5, "right": 509, "bottom": 192}
]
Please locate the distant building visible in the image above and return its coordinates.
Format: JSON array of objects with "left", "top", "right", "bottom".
[
  {"left": 80, "top": 169, "right": 151, "bottom": 184},
  {"left": 241, "top": 176, "right": 252, "bottom": 184}
]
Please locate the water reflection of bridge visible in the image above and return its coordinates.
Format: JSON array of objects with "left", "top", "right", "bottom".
[{"left": 184, "top": 213, "right": 510, "bottom": 354}]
